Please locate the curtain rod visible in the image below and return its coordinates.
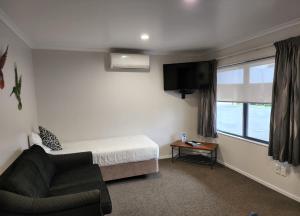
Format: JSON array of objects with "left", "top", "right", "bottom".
[{"left": 217, "top": 55, "right": 275, "bottom": 69}]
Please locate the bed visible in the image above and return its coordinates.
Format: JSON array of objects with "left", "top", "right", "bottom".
[{"left": 50, "top": 135, "right": 160, "bottom": 181}]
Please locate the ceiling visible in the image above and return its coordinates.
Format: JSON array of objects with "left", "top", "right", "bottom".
[{"left": 1, "top": 0, "right": 300, "bottom": 54}]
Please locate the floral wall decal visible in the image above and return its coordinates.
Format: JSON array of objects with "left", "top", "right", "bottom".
[
  {"left": 10, "top": 64, "right": 22, "bottom": 110},
  {"left": 0, "top": 46, "right": 8, "bottom": 89}
]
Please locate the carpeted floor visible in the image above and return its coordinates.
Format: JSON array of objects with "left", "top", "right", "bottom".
[{"left": 107, "top": 159, "right": 300, "bottom": 216}]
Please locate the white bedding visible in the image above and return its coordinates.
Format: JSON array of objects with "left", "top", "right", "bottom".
[{"left": 50, "top": 135, "right": 159, "bottom": 166}]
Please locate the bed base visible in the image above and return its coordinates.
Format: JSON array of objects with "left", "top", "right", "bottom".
[{"left": 100, "top": 159, "right": 159, "bottom": 181}]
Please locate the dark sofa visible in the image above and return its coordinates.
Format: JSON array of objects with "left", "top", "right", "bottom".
[{"left": 0, "top": 145, "right": 112, "bottom": 216}]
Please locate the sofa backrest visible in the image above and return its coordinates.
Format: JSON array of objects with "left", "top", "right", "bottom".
[
  {"left": 0, "top": 157, "right": 49, "bottom": 197},
  {"left": 0, "top": 145, "right": 56, "bottom": 198},
  {"left": 22, "top": 145, "right": 56, "bottom": 187}
]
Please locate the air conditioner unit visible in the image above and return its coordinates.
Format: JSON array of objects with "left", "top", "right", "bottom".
[{"left": 109, "top": 53, "right": 150, "bottom": 70}]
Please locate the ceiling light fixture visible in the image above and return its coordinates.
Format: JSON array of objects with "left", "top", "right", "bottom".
[
  {"left": 183, "top": 0, "right": 199, "bottom": 9},
  {"left": 140, "top": 33, "right": 150, "bottom": 41},
  {"left": 184, "top": 0, "right": 198, "bottom": 4}
]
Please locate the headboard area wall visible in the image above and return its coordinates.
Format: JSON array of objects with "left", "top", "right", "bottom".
[{"left": 32, "top": 50, "right": 204, "bottom": 158}]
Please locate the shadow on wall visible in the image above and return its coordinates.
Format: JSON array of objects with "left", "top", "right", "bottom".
[
  {"left": 165, "top": 90, "right": 199, "bottom": 108},
  {"left": 292, "top": 165, "right": 300, "bottom": 177},
  {"left": 0, "top": 149, "right": 22, "bottom": 174},
  {"left": 196, "top": 134, "right": 218, "bottom": 144}
]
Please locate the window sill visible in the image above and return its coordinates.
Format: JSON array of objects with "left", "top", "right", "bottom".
[{"left": 217, "top": 131, "right": 269, "bottom": 148}]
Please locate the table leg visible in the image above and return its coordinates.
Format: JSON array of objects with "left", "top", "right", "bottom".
[
  {"left": 171, "top": 147, "right": 174, "bottom": 163},
  {"left": 210, "top": 150, "right": 213, "bottom": 169},
  {"left": 215, "top": 149, "right": 218, "bottom": 165}
]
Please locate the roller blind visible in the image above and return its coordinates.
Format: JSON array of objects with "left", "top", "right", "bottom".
[{"left": 217, "top": 58, "right": 275, "bottom": 103}]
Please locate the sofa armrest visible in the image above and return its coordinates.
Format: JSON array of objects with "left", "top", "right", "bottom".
[
  {"left": 48, "top": 152, "right": 93, "bottom": 171},
  {"left": 0, "top": 189, "right": 102, "bottom": 215}
]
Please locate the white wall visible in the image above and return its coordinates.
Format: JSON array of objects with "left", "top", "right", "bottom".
[
  {"left": 217, "top": 134, "right": 300, "bottom": 202},
  {"left": 0, "top": 20, "right": 38, "bottom": 173},
  {"left": 203, "top": 22, "right": 300, "bottom": 202},
  {"left": 33, "top": 50, "right": 201, "bottom": 157}
]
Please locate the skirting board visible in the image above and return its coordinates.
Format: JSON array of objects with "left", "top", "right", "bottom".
[
  {"left": 159, "top": 155, "right": 172, "bottom": 160},
  {"left": 217, "top": 160, "right": 300, "bottom": 203},
  {"left": 159, "top": 155, "right": 300, "bottom": 202}
]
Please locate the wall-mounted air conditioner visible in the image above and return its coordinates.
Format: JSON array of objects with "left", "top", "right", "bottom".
[{"left": 109, "top": 53, "right": 150, "bottom": 70}]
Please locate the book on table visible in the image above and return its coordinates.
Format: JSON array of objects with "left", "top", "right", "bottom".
[{"left": 185, "top": 141, "right": 203, "bottom": 147}]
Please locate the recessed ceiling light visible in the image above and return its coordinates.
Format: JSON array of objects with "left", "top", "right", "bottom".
[
  {"left": 140, "top": 33, "right": 150, "bottom": 41},
  {"left": 183, "top": 0, "right": 199, "bottom": 8},
  {"left": 121, "top": 55, "right": 128, "bottom": 58},
  {"left": 184, "top": 0, "right": 198, "bottom": 4}
]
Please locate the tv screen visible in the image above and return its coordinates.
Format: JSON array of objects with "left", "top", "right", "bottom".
[{"left": 163, "top": 62, "right": 211, "bottom": 91}]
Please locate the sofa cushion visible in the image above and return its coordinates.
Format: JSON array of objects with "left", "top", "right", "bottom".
[
  {"left": 22, "top": 145, "right": 56, "bottom": 187},
  {"left": 50, "top": 181, "right": 112, "bottom": 215},
  {"left": 0, "top": 158, "right": 48, "bottom": 198},
  {"left": 51, "top": 165, "right": 101, "bottom": 189},
  {"left": 50, "top": 165, "right": 112, "bottom": 214}
]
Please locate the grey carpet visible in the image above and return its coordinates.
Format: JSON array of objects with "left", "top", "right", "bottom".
[{"left": 107, "top": 159, "right": 300, "bottom": 216}]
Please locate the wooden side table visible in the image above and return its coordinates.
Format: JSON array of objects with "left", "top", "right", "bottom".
[{"left": 170, "top": 140, "right": 218, "bottom": 169}]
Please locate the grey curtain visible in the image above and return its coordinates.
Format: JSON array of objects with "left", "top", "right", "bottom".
[
  {"left": 198, "top": 60, "right": 217, "bottom": 138},
  {"left": 269, "top": 36, "right": 300, "bottom": 166}
]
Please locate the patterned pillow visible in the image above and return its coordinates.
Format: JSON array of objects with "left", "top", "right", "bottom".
[{"left": 39, "top": 126, "right": 62, "bottom": 151}]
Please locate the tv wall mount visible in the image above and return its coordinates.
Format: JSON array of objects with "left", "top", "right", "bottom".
[{"left": 179, "top": 89, "right": 195, "bottom": 99}]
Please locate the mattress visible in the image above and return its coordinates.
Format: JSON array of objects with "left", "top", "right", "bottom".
[{"left": 50, "top": 135, "right": 159, "bottom": 166}]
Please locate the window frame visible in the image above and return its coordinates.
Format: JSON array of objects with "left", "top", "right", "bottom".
[
  {"left": 217, "top": 101, "right": 270, "bottom": 144},
  {"left": 217, "top": 57, "right": 274, "bottom": 145}
]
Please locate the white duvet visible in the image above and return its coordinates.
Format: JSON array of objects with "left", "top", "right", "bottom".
[{"left": 50, "top": 135, "right": 159, "bottom": 166}]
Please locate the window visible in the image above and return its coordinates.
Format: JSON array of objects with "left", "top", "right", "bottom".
[
  {"left": 217, "top": 68, "right": 244, "bottom": 84},
  {"left": 217, "top": 102, "right": 243, "bottom": 136},
  {"left": 247, "top": 103, "right": 271, "bottom": 142},
  {"left": 217, "top": 58, "right": 274, "bottom": 143},
  {"left": 249, "top": 63, "right": 274, "bottom": 84}
]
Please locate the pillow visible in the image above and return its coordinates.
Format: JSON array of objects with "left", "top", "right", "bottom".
[
  {"left": 39, "top": 126, "right": 62, "bottom": 151},
  {"left": 29, "top": 132, "right": 52, "bottom": 153}
]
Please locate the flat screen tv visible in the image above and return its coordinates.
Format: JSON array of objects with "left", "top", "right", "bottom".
[{"left": 163, "top": 62, "right": 212, "bottom": 98}]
